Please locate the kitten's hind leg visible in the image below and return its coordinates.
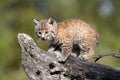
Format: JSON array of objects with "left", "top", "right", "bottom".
[{"left": 79, "top": 45, "right": 94, "bottom": 61}]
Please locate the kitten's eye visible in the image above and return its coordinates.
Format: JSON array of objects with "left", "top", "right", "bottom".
[
  {"left": 38, "top": 32, "right": 41, "bottom": 34},
  {"left": 45, "top": 31, "right": 48, "bottom": 34}
]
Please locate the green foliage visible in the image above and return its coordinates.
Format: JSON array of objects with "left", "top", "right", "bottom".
[{"left": 0, "top": 0, "right": 120, "bottom": 80}]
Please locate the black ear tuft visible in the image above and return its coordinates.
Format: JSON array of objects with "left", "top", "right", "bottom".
[
  {"left": 33, "top": 18, "right": 39, "bottom": 26},
  {"left": 48, "top": 17, "right": 55, "bottom": 25}
]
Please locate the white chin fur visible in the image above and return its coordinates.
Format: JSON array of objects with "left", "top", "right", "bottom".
[{"left": 46, "top": 37, "right": 51, "bottom": 41}]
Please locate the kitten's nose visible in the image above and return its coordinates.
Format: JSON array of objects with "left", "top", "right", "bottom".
[
  {"left": 41, "top": 36, "right": 45, "bottom": 40},
  {"left": 41, "top": 37, "right": 45, "bottom": 40},
  {"left": 41, "top": 34, "right": 45, "bottom": 40}
]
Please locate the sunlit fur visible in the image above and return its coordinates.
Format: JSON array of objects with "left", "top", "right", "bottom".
[{"left": 33, "top": 18, "right": 100, "bottom": 61}]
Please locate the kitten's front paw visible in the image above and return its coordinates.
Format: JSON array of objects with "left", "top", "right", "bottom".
[
  {"left": 79, "top": 55, "right": 88, "bottom": 61},
  {"left": 57, "top": 55, "right": 67, "bottom": 62},
  {"left": 48, "top": 49, "right": 54, "bottom": 53}
]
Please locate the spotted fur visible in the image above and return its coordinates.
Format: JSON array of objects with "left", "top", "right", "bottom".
[{"left": 33, "top": 18, "right": 100, "bottom": 61}]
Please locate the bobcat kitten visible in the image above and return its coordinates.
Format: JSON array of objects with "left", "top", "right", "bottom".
[{"left": 33, "top": 18, "right": 99, "bottom": 61}]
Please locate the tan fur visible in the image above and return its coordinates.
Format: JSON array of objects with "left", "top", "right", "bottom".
[{"left": 33, "top": 18, "right": 100, "bottom": 61}]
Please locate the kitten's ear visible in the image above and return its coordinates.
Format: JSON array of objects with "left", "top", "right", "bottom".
[
  {"left": 47, "top": 17, "right": 57, "bottom": 27},
  {"left": 33, "top": 18, "right": 39, "bottom": 28}
]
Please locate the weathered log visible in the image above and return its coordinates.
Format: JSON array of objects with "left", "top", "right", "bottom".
[{"left": 17, "top": 33, "right": 120, "bottom": 80}]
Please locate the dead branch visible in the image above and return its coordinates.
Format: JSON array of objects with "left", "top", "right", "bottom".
[
  {"left": 17, "top": 33, "right": 120, "bottom": 80},
  {"left": 94, "top": 50, "right": 120, "bottom": 62}
]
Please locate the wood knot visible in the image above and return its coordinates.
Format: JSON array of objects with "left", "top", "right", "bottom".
[
  {"left": 49, "top": 62, "right": 55, "bottom": 69},
  {"left": 36, "top": 70, "right": 41, "bottom": 76}
]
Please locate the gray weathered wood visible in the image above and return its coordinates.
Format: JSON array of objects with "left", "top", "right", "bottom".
[
  {"left": 18, "top": 33, "right": 120, "bottom": 80},
  {"left": 18, "top": 33, "right": 68, "bottom": 80}
]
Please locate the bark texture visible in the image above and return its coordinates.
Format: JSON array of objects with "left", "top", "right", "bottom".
[{"left": 18, "top": 33, "right": 120, "bottom": 80}]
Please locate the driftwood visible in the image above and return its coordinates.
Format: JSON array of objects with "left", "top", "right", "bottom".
[{"left": 17, "top": 33, "right": 120, "bottom": 80}]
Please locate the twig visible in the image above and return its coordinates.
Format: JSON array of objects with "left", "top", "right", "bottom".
[{"left": 94, "top": 50, "right": 120, "bottom": 62}]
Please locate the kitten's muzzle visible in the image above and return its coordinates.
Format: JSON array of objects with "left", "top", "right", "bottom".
[
  {"left": 41, "top": 37, "right": 45, "bottom": 40},
  {"left": 36, "top": 35, "right": 45, "bottom": 40}
]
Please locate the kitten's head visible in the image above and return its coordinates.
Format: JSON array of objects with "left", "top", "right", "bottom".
[{"left": 33, "top": 17, "right": 57, "bottom": 41}]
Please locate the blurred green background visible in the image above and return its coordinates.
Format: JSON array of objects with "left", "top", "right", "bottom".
[{"left": 0, "top": 0, "right": 120, "bottom": 80}]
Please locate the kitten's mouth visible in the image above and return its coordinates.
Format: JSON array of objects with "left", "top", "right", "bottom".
[
  {"left": 41, "top": 38, "right": 46, "bottom": 40},
  {"left": 37, "top": 36, "right": 46, "bottom": 40}
]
